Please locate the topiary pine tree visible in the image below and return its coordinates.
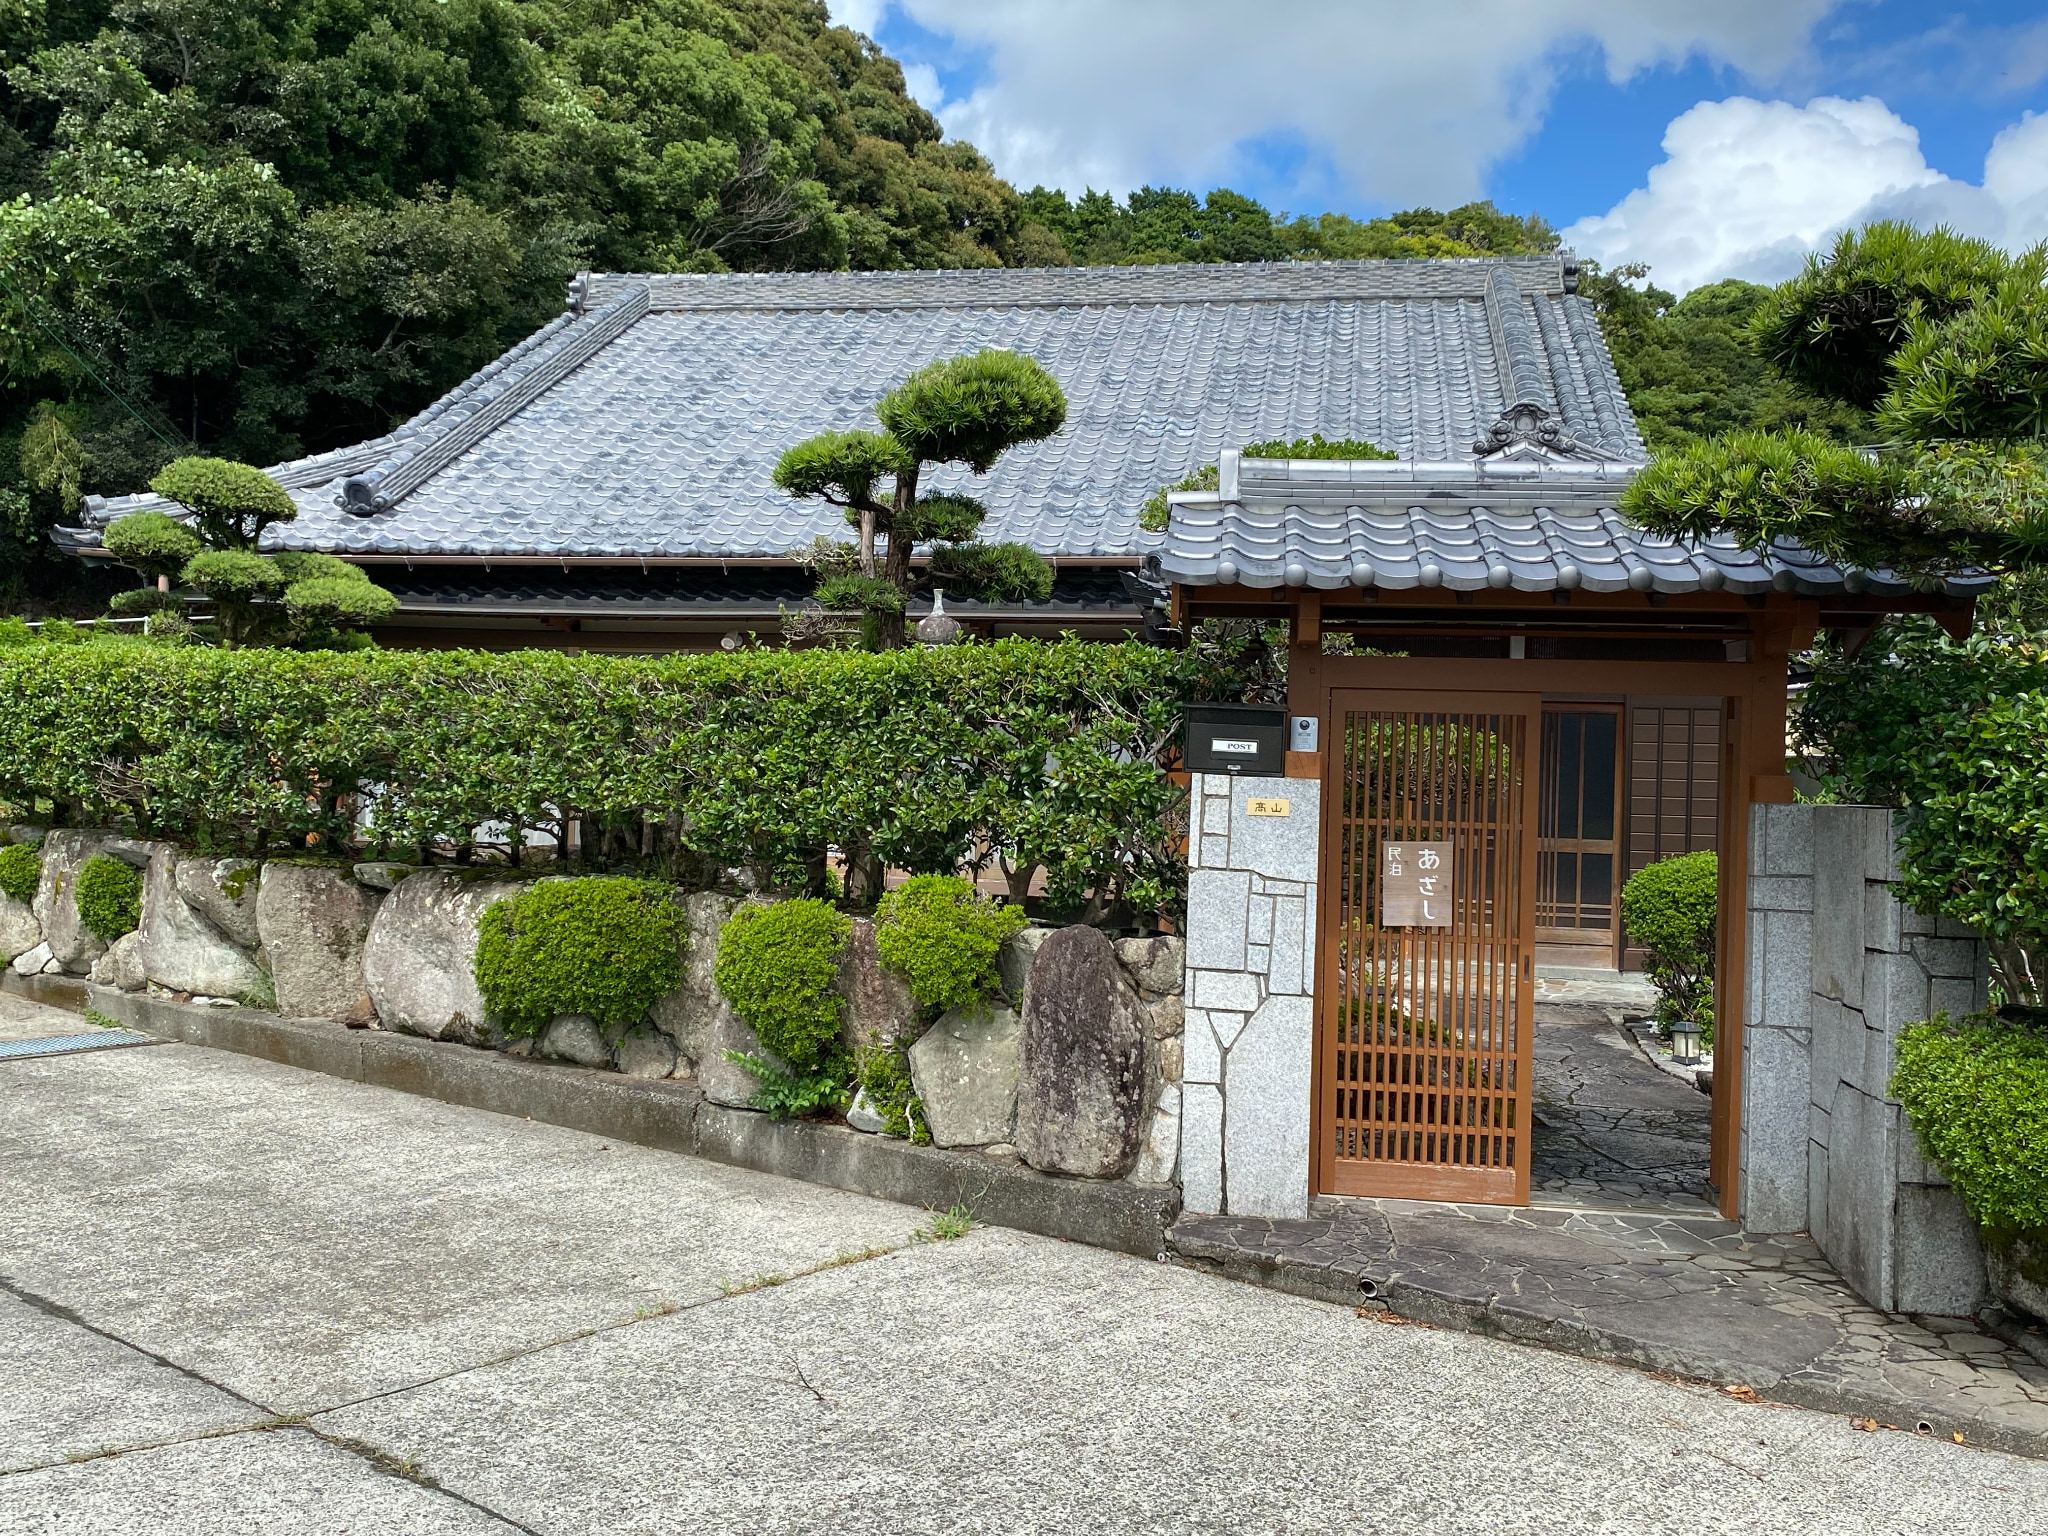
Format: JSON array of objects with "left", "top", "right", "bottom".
[
  {"left": 100, "top": 460, "right": 400, "bottom": 648},
  {"left": 1623, "top": 223, "right": 2048, "bottom": 613},
  {"left": 774, "top": 349, "right": 1067, "bottom": 648}
]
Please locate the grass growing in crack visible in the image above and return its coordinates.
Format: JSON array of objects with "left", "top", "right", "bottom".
[
  {"left": 818, "top": 1245, "right": 892, "bottom": 1270},
  {"left": 631, "top": 1300, "right": 681, "bottom": 1321},
  {"left": 914, "top": 1205, "right": 974, "bottom": 1242},
  {"left": 718, "top": 1272, "right": 789, "bottom": 1297}
]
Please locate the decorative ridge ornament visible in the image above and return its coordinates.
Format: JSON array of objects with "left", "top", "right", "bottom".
[{"left": 1473, "top": 401, "right": 1632, "bottom": 463}]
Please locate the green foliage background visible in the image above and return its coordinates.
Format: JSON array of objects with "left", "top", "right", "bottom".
[
  {"left": 473, "top": 876, "right": 685, "bottom": 1035},
  {"left": 1578, "top": 267, "right": 1865, "bottom": 454},
  {"left": 0, "top": 0, "right": 1582, "bottom": 614},
  {"left": 873, "top": 873, "right": 1025, "bottom": 1012},
  {"left": 73, "top": 851, "right": 140, "bottom": 939},
  {"left": 0, "top": 638, "right": 1190, "bottom": 919}
]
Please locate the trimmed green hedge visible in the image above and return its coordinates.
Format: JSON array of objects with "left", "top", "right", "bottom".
[
  {"left": 473, "top": 878, "right": 685, "bottom": 1036},
  {"left": 75, "top": 854, "right": 142, "bottom": 941},
  {"left": 1893, "top": 1012, "right": 2048, "bottom": 1239},
  {"left": 0, "top": 840, "right": 39, "bottom": 904},
  {"left": 875, "top": 874, "right": 1026, "bottom": 1012},
  {"left": 0, "top": 640, "right": 1189, "bottom": 919}
]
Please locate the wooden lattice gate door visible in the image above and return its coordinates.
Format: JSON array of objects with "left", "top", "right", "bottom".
[{"left": 1314, "top": 690, "right": 1542, "bottom": 1204}]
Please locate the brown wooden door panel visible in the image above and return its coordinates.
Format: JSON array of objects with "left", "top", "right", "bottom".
[{"left": 1314, "top": 689, "right": 1541, "bottom": 1205}]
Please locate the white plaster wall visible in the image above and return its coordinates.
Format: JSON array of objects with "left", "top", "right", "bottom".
[{"left": 1180, "top": 772, "right": 1320, "bottom": 1219}]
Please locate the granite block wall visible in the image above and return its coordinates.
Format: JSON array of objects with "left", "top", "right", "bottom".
[
  {"left": 1181, "top": 772, "right": 1319, "bottom": 1219},
  {"left": 1740, "top": 803, "right": 1991, "bottom": 1315}
]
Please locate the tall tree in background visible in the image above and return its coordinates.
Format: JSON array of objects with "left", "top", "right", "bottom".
[
  {"left": 1623, "top": 223, "right": 2048, "bottom": 628},
  {"left": 1580, "top": 266, "right": 1866, "bottom": 453},
  {"left": 0, "top": 0, "right": 1033, "bottom": 609}
]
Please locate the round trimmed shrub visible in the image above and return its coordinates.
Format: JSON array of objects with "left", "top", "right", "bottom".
[
  {"left": 473, "top": 877, "right": 685, "bottom": 1036},
  {"left": 714, "top": 898, "right": 851, "bottom": 1070},
  {"left": 874, "top": 874, "right": 1027, "bottom": 1012},
  {"left": 1893, "top": 1012, "right": 2048, "bottom": 1239},
  {"left": 0, "top": 840, "right": 41, "bottom": 904},
  {"left": 180, "top": 550, "right": 285, "bottom": 603},
  {"left": 75, "top": 854, "right": 143, "bottom": 941},
  {"left": 284, "top": 576, "right": 399, "bottom": 628},
  {"left": 150, "top": 457, "right": 297, "bottom": 549},
  {"left": 272, "top": 551, "right": 369, "bottom": 585},
  {"left": 102, "top": 510, "right": 201, "bottom": 580},
  {"left": 1620, "top": 850, "right": 1718, "bottom": 1039}
]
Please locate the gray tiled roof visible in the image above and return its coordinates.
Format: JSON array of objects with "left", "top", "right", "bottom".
[
  {"left": 72, "top": 257, "right": 1648, "bottom": 561},
  {"left": 1160, "top": 456, "right": 1991, "bottom": 598}
]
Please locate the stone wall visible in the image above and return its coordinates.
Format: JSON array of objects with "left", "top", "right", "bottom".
[
  {"left": 1182, "top": 771, "right": 1320, "bottom": 1221},
  {"left": 7, "top": 828, "right": 1186, "bottom": 1195},
  {"left": 1741, "top": 803, "right": 1991, "bottom": 1315}
]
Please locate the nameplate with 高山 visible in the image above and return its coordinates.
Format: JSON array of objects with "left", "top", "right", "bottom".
[
  {"left": 1245, "top": 798, "right": 1290, "bottom": 818},
  {"left": 1381, "top": 841, "right": 1452, "bottom": 927}
]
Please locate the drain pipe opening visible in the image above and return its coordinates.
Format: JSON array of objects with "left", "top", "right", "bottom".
[{"left": 1358, "top": 1278, "right": 1381, "bottom": 1300}]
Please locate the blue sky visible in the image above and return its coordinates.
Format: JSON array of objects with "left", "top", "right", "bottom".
[
  {"left": 1498, "top": 4, "right": 2048, "bottom": 225},
  {"left": 828, "top": 2, "right": 2048, "bottom": 290}
]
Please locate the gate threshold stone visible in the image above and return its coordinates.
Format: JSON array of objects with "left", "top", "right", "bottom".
[
  {"left": 1171, "top": 1196, "right": 2048, "bottom": 1460},
  {"left": 71, "top": 985, "right": 1178, "bottom": 1261}
]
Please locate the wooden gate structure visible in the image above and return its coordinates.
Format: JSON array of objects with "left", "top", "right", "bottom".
[
  {"left": 1162, "top": 455, "right": 1980, "bottom": 1219},
  {"left": 1290, "top": 639, "right": 1800, "bottom": 1213},
  {"left": 1317, "top": 690, "right": 1540, "bottom": 1202}
]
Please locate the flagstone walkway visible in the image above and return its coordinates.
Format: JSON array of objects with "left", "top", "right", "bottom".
[{"left": 1530, "top": 1002, "right": 1715, "bottom": 1210}]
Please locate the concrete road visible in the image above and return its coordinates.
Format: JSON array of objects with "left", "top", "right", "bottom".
[{"left": 3, "top": 1006, "right": 2044, "bottom": 1536}]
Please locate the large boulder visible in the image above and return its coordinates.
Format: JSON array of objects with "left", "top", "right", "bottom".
[
  {"left": 614, "top": 1026, "right": 678, "bottom": 1079},
  {"left": 540, "top": 1013, "right": 611, "bottom": 1068},
  {"left": 0, "top": 893, "right": 38, "bottom": 965},
  {"left": 908, "top": 1002, "right": 1021, "bottom": 1148},
  {"left": 1132, "top": 1083, "right": 1182, "bottom": 1186},
  {"left": 696, "top": 1005, "right": 785, "bottom": 1108},
  {"left": 174, "top": 857, "right": 262, "bottom": 949},
  {"left": 997, "top": 925, "right": 1053, "bottom": 1004},
  {"left": 835, "top": 916, "right": 921, "bottom": 1052},
  {"left": 1114, "top": 935, "right": 1185, "bottom": 997},
  {"left": 89, "top": 930, "right": 146, "bottom": 992},
  {"left": 361, "top": 870, "right": 530, "bottom": 1042},
  {"left": 256, "top": 864, "right": 382, "bottom": 1022},
  {"left": 137, "top": 847, "right": 272, "bottom": 1003},
  {"left": 32, "top": 830, "right": 114, "bottom": 971},
  {"left": 649, "top": 891, "right": 740, "bottom": 1066},
  {"left": 1015, "top": 924, "right": 1148, "bottom": 1179},
  {"left": 11, "top": 941, "right": 53, "bottom": 977}
]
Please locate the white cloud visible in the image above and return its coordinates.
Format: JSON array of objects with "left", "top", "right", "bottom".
[
  {"left": 826, "top": 0, "right": 889, "bottom": 41},
  {"left": 875, "top": 1, "right": 1841, "bottom": 207},
  {"left": 900, "top": 62, "right": 947, "bottom": 113},
  {"left": 1564, "top": 99, "right": 2048, "bottom": 293}
]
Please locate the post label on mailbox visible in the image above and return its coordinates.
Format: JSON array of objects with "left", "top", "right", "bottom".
[{"left": 1381, "top": 840, "right": 1453, "bottom": 927}]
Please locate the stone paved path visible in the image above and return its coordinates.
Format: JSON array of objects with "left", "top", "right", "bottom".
[
  {"left": 9, "top": 995, "right": 2048, "bottom": 1531},
  {"left": 1531, "top": 1003, "right": 1715, "bottom": 1210},
  {"left": 1173, "top": 1196, "right": 2048, "bottom": 1458}
]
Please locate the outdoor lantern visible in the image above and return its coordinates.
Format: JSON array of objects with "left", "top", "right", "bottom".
[{"left": 1670, "top": 1021, "right": 1703, "bottom": 1064}]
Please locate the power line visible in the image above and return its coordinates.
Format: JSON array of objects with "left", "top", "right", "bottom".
[{"left": 0, "top": 268, "right": 191, "bottom": 453}]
